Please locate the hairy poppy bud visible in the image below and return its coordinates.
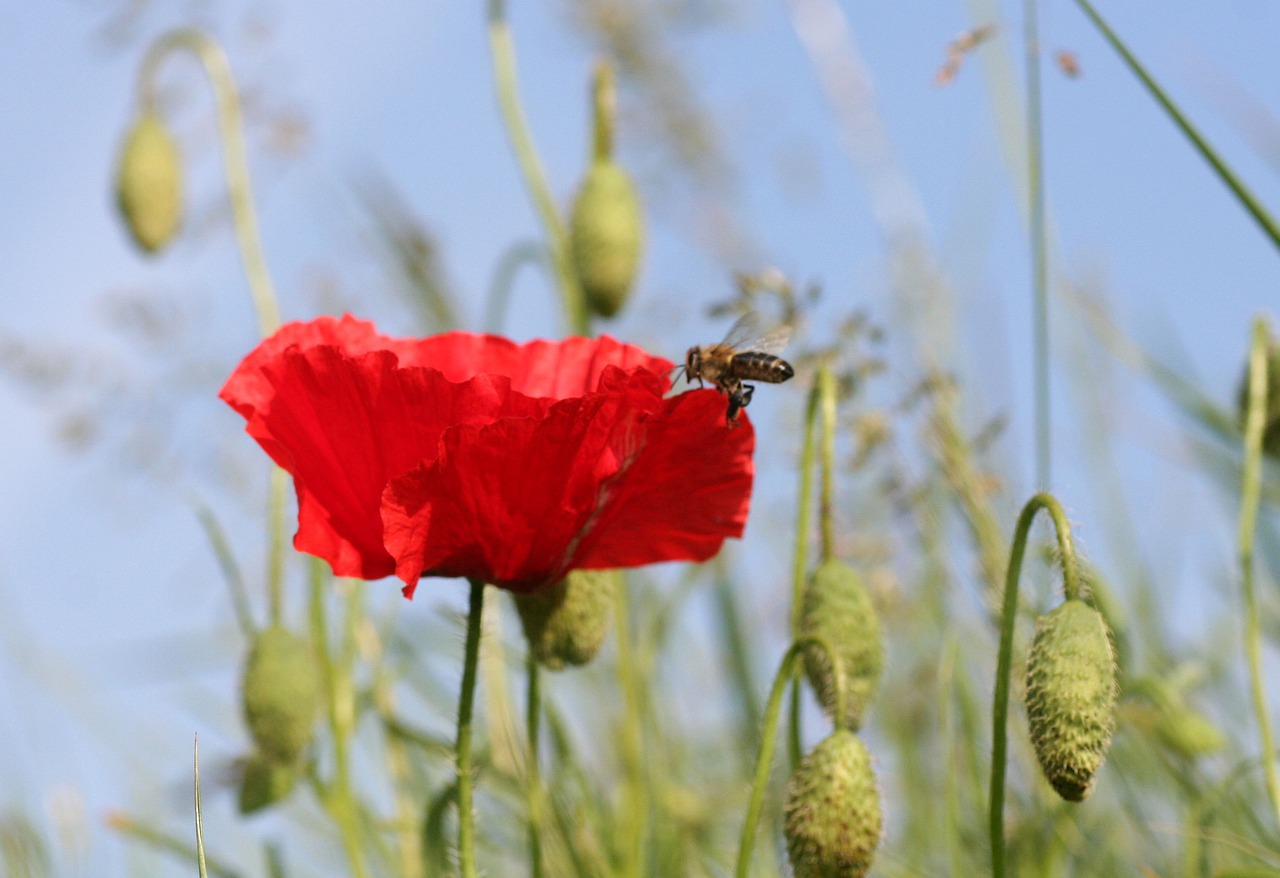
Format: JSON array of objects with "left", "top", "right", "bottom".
[
  {"left": 115, "top": 111, "right": 183, "bottom": 253},
  {"left": 783, "top": 729, "right": 882, "bottom": 878},
  {"left": 514, "top": 569, "right": 617, "bottom": 670},
  {"left": 799, "top": 560, "right": 884, "bottom": 731},
  {"left": 241, "top": 626, "right": 321, "bottom": 763},
  {"left": 237, "top": 750, "right": 298, "bottom": 815},
  {"left": 1024, "top": 598, "right": 1118, "bottom": 801},
  {"left": 569, "top": 161, "right": 644, "bottom": 318}
]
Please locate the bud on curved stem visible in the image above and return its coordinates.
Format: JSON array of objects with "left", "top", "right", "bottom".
[
  {"left": 734, "top": 635, "right": 847, "bottom": 878},
  {"left": 115, "top": 110, "right": 183, "bottom": 253},
  {"left": 988, "top": 492, "right": 1088, "bottom": 878}
]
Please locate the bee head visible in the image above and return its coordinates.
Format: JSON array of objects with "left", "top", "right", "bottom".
[{"left": 685, "top": 347, "right": 701, "bottom": 382}]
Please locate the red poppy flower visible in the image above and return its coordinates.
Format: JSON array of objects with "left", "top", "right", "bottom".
[{"left": 220, "top": 315, "right": 755, "bottom": 597}]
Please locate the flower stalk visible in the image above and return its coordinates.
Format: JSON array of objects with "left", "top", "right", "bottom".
[
  {"left": 456, "top": 580, "right": 487, "bottom": 878},
  {"left": 988, "top": 492, "right": 1080, "bottom": 878},
  {"left": 485, "top": 0, "right": 587, "bottom": 334},
  {"left": 1024, "top": 0, "right": 1051, "bottom": 491},
  {"left": 1238, "top": 317, "right": 1280, "bottom": 826},
  {"left": 734, "top": 635, "right": 846, "bottom": 878}
]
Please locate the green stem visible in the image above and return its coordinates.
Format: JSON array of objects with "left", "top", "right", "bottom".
[
  {"left": 1025, "top": 0, "right": 1050, "bottom": 491},
  {"left": 789, "top": 380, "right": 822, "bottom": 766},
  {"left": 139, "top": 29, "right": 289, "bottom": 627},
  {"left": 456, "top": 580, "right": 487, "bottom": 878},
  {"left": 591, "top": 61, "right": 616, "bottom": 163},
  {"left": 989, "top": 492, "right": 1079, "bottom": 878},
  {"left": 1238, "top": 317, "right": 1280, "bottom": 826},
  {"left": 613, "top": 578, "right": 648, "bottom": 878},
  {"left": 138, "top": 29, "right": 281, "bottom": 337},
  {"left": 308, "top": 562, "right": 368, "bottom": 878},
  {"left": 817, "top": 366, "right": 838, "bottom": 563},
  {"left": 734, "top": 635, "right": 846, "bottom": 878},
  {"left": 526, "top": 654, "right": 545, "bottom": 878},
  {"left": 1072, "top": 0, "right": 1280, "bottom": 255},
  {"left": 485, "top": 0, "right": 588, "bottom": 334},
  {"left": 192, "top": 503, "right": 255, "bottom": 637}
]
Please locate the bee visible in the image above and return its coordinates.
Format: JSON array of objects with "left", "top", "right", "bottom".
[{"left": 682, "top": 313, "right": 795, "bottom": 426}]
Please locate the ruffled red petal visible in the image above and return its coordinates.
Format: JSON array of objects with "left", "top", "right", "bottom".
[
  {"left": 218, "top": 317, "right": 703, "bottom": 586},
  {"left": 381, "top": 377, "right": 754, "bottom": 596}
]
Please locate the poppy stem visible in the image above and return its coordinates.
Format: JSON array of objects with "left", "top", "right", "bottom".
[
  {"left": 612, "top": 579, "right": 649, "bottom": 878},
  {"left": 988, "top": 492, "right": 1078, "bottom": 878},
  {"left": 817, "top": 366, "right": 838, "bottom": 564},
  {"left": 456, "top": 580, "right": 487, "bottom": 878},
  {"left": 787, "top": 380, "right": 822, "bottom": 766},
  {"left": 525, "top": 654, "right": 545, "bottom": 878},
  {"left": 1237, "top": 317, "right": 1280, "bottom": 826},
  {"left": 485, "top": 0, "right": 589, "bottom": 335},
  {"left": 137, "top": 29, "right": 281, "bottom": 337},
  {"left": 734, "top": 635, "right": 846, "bottom": 878}
]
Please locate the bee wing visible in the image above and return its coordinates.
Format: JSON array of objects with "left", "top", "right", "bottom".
[{"left": 719, "top": 311, "right": 793, "bottom": 356}]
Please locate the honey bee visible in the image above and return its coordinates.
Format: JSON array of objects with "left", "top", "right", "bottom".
[{"left": 682, "top": 313, "right": 795, "bottom": 426}]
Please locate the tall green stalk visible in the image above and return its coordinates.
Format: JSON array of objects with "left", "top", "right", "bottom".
[
  {"left": 1237, "top": 318, "right": 1280, "bottom": 826},
  {"left": 989, "top": 493, "right": 1080, "bottom": 878},
  {"left": 1072, "top": 0, "right": 1280, "bottom": 256},
  {"left": 788, "top": 378, "right": 823, "bottom": 767},
  {"left": 485, "top": 0, "right": 587, "bottom": 334},
  {"left": 456, "top": 581, "right": 487, "bottom": 878},
  {"left": 138, "top": 29, "right": 288, "bottom": 624},
  {"left": 525, "top": 655, "right": 545, "bottom": 878},
  {"left": 733, "top": 635, "right": 846, "bottom": 878},
  {"left": 613, "top": 579, "right": 649, "bottom": 878},
  {"left": 1024, "top": 0, "right": 1050, "bottom": 491}
]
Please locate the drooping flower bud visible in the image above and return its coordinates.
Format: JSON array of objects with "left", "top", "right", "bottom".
[
  {"left": 1024, "top": 598, "right": 1118, "bottom": 801},
  {"left": 115, "top": 110, "right": 183, "bottom": 253},
  {"left": 569, "top": 62, "right": 643, "bottom": 319},
  {"left": 241, "top": 626, "right": 321, "bottom": 763},
  {"left": 237, "top": 750, "right": 299, "bottom": 815},
  {"left": 1155, "top": 708, "right": 1226, "bottom": 760},
  {"left": 783, "top": 729, "right": 882, "bottom": 878},
  {"left": 799, "top": 560, "right": 884, "bottom": 731},
  {"left": 514, "top": 569, "right": 617, "bottom": 670}
]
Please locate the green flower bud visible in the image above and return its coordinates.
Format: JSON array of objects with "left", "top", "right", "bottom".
[
  {"left": 115, "top": 111, "right": 183, "bottom": 253},
  {"left": 1024, "top": 599, "right": 1118, "bottom": 802},
  {"left": 569, "top": 161, "right": 644, "bottom": 318},
  {"left": 783, "top": 730, "right": 882, "bottom": 878},
  {"left": 799, "top": 560, "right": 884, "bottom": 731},
  {"left": 514, "top": 569, "right": 617, "bottom": 670},
  {"left": 237, "top": 750, "right": 299, "bottom": 815},
  {"left": 241, "top": 626, "right": 321, "bottom": 763}
]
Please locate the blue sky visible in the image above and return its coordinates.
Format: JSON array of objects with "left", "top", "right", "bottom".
[{"left": 2, "top": 0, "right": 1279, "bottom": 870}]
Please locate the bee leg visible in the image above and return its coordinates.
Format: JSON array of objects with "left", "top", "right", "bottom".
[{"left": 740, "top": 384, "right": 755, "bottom": 407}]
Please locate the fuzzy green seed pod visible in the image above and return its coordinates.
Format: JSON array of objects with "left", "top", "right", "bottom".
[
  {"left": 237, "top": 750, "right": 299, "bottom": 815},
  {"left": 799, "top": 560, "right": 884, "bottom": 731},
  {"left": 569, "top": 161, "right": 644, "bottom": 318},
  {"left": 783, "top": 729, "right": 882, "bottom": 878},
  {"left": 115, "top": 111, "right": 183, "bottom": 253},
  {"left": 1024, "top": 598, "right": 1118, "bottom": 802},
  {"left": 514, "top": 569, "right": 617, "bottom": 670},
  {"left": 241, "top": 626, "right": 321, "bottom": 763}
]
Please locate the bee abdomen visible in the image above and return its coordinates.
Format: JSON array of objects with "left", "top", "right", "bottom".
[{"left": 731, "top": 352, "right": 795, "bottom": 384}]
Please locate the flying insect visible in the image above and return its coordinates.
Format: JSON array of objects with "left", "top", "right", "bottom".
[{"left": 682, "top": 313, "right": 794, "bottom": 426}]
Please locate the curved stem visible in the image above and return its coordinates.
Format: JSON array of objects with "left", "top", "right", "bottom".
[
  {"left": 817, "top": 366, "right": 838, "bottom": 563},
  {"left": 485, "top": 240, "right": 552, "bottom": 333},
  {"left": 525, "top": 654, "right": 545, "bottom": 878},
  {"left": 485, "top": 0, "right": 588, "bottom": 335},
  {"left": 456, "top": 580, "right": 487, "bottom": 878},
  {"left": 734, "top": 635, "right": 846, "bottom": 878},
  {"left": 988, "top": 492, "right": 1079, "bottom": 878},
  {"left": 1238, "top": 317, "right": 1280, "bottom": 826},
  {"left": 138, "top": 29, "right": 281, "bottom": 337},
  {"left": 1024, "top": 0, "right": 1050, "bottom": 491},
  {"left": 266, "top": 466, "right": 287, "bottom": 626}
]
